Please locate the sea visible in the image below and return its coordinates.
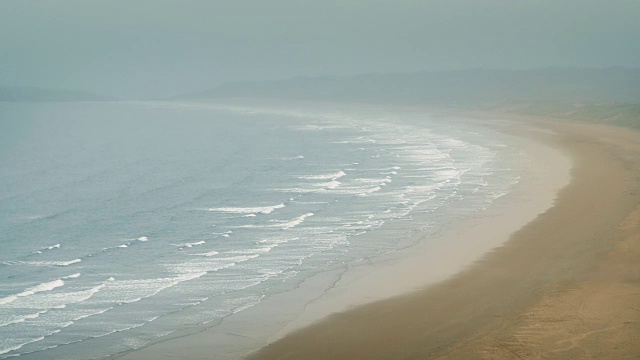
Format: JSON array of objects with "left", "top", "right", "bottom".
[{"left": 0, "top": 100, "right": 522, "bottom": 359}]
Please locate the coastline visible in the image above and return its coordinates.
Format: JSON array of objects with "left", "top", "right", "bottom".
[
  {"left": 112, "top": 107, "right": 578, "bottom": 360},
  {"left": 247, "top": 115, "right": 640, "bottom": 359}
]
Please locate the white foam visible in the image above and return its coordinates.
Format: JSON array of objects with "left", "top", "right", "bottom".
[
  {"left": 358, "top": 186, "right": 382, "bottom": 196},
  {"left": 278, "top": 213, "right": 314, "bottom": 229},
  {"left": 2, "top": 281, "right": 110, "bottom": 311},
  {"left": 137, "top": 236, "right": 149, "bottom": 241},
  {"left": 298, "top": 171, "right": 346, "bottom": 180},
  {"left": 354, "top": 177, "right": 392, "bottom": 185},
  {"left": 218, "top": 255, "right": 261, "bottom": 262},
  {"left": 313, "top": 180, "right": 341, "bottom": 189},
  {"left": 0, "top": 319, "right": 79, "bottom": 356},
  {"left": 240, "top": 213, "right": 314, "bottom": 230},
  {"left": 280, "top": 155, "right": 304, "bottom": 160},
  {"left": 100, "top": 272, "right": 208, "bottom": 305},
  {"left": 0, "top": 336, "right": 46, "bottom": 356},
  {"left": 117, "top": 244, "right": 128, "bottom": 248},
  {"left": 0, "top": 310, "right": 48, "bottom": 327},
  {"left": 183, "top": 241, "right": 206, "bottom": 248},
  {"left": 0, "top": 279, "right": 66, "bottom": 306},
  {"left": 194, "top": 251, "right": 219, "bottom": 257},
  {"left": 228, "top": 246, "right": 274, "bottom": 255},
  {"left": 333, "top": 137, "right": 376, "bottom": 144},
  {"left": 32, "top": 243, "right": 61, "bottom": 254},
  {"left": 258, "top": 236, "right": 299, "bottom": 245},
  {"left": 16, "top": 259, "right": 82, "bottom": 267},
  {"left": 206, "top": 203, "right": 285, "bottom": 214}
]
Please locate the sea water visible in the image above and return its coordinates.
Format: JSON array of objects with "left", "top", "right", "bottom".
[{"left": 0, "top": 101, "right": 521, "bottom": 359}]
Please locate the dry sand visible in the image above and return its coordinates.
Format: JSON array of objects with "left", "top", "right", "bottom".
[
  {"left": 113, "top": 111, "right": 640, "bottom": 360},
  {"left": 247, "top": 118, "right": 640, "bottom": 359}
]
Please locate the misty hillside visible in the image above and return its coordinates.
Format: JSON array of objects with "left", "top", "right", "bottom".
[
  {"left": 0, "top": 87, "right": 111, "bottom": 102},
  {"left": 178, "top": 67, "right": 640, "bottom": 127},
  {"left": 180, "top": 68, "right": 640, "bottom": 105}
]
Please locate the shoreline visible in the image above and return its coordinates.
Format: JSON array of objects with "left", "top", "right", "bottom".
[
  {"left": 262, "top": 117, "right": 572, "bottom": 340},
  {"left": 247, "top": 115, "right": 640, "bottom": 359},
  {"left": 113, "top": 106, "right": 575, "bottom": 360}
]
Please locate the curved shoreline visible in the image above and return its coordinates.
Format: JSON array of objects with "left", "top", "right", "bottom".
[
  {"left": 247, "top": 117, "right": 640, "bottom": 359},
  {"left": 112, "top": 109, "right": 575, "bottom": 360}
]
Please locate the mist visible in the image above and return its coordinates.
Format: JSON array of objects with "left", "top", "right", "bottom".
[{"left": 1, "top": 0, "right": 639, "bottom": 98}]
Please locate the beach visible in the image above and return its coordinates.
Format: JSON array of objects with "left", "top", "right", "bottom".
[
  {"left": 244, "top": 115, "right": 640, "bottom": 359},
  {"left": 4, "top": 2, "right": 638, "bottom": 359},
  {"left": 106, "top": 108, "right": 640, "bottom": 360}
]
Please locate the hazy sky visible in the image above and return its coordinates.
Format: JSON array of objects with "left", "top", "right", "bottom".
[{"left": 1, "top": 0, "right": 639, "bottom": 98}]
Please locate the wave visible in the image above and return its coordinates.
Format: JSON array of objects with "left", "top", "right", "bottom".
[
  {"left": 0, "top": 318, "right": 78, "bottom": 356},
  {"left": 82, "top": 273, "right": 206, "bottom": 309},
  {"left": 258, "top": 236, "right": 299, "bottom": 245},
  {"left": 0, "top": 335, "right": 47, "bottom": 356},
  {"left": 354, "top": 177, "right": 392, "bottom": 185},
  {"left": 279, "top": 155, "right": 304, "bottom": 160},
  {"left": 193, "top": 251, "right": 219, "bottom": 257},
  {"left": 37, "top": 243, "right": 61, "bottom": 253},
  {"left": 238, "top": 213, "right": 314, "bottom": 230},
  {"left": 227, "top": 246, "right": 274, "bottom": 255},
  {"left": 0, "top": 310, "right": 48, "bottom": 327},
  {"left": 174, "top": 241, "right": 206, "bottom": 249},
  {"left": 205, "top": 203, "right": 285, "bottom": 214},
  {"left": 312, "top": 180, "right": 341, "bottom": 189},
  {"left": 333, "top": 137, "right": 376, "bottom": 144},
  {"left": 276, "top": 213, "right": 314, "bottom": 229},
  {"left": 298, "top": 170, "right": 346, "bottom": 180},
  {"left": 187, "top": 241, "right": 206, "bottom": 247},
  {"left": 18, "top": 259, "right": 82, "bottom": 267},
  {"left": 357, "top": 186, "right": 382, "bottom": 196},
  {"left": 30, "top": 243, "right": 62, "bottom": 255},
  {"left": 275, "top": 185, "right": 384, "bottom": 196},
  {"left": 137, "top": 236, "right": 149, "bottom": 241},
  {"left": 0, "top": 278, "right": 67, "bottom": 306},
  {"left": 212, "top": 231, "right": 233, "bottom": 238},
  {"left": 2, "top": 278, "right": 111, "bottom": 311}
]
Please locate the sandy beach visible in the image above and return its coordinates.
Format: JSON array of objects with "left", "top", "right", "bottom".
[
  {"left": 107, "top": 108, "right": 640, "bottom": 360},
  {"left": 245, "top": 116, "right": 640, "bottom": 359}
]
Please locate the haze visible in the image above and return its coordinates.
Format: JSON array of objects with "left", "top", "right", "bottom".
[{"left": 1, "top": 0, "right": 639, "bottom": 98}]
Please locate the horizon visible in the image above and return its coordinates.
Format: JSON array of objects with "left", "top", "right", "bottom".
[
  {"left": 2, "top": 0, "right": 639, "bottom": 98},
  {"left": 3, "top": 65, "right": 639, "bottom": 101},
  {"left": 2, "top": 2, "right": 640, "bottom": 358}
]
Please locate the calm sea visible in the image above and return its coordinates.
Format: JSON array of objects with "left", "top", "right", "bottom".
[{"left": 0, "top": 101, "right": 520, "bottom": 359}]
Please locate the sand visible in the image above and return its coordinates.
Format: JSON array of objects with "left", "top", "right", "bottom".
[
  {"left": 246, "top": 117, "right": 640, "bottom": 359},
  {"left": 113, "top": 111, "right": 640, "bottom": 360}
]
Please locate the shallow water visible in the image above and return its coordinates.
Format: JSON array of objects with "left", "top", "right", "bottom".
[{"left": 0, "top": 101, "right": 520, "bottom": 359}]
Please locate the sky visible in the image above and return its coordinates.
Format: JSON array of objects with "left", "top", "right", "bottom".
[{"left": 1, "top": 0, "right": 639, "bottom": 98}]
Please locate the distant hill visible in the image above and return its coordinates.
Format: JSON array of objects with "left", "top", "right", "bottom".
[
  {"left": 177, "top": 68, "right": 640, "bottom": 105},
  {"left": 176, "top": 67, "right": 640, "bottom": 128},
  {"left": 0, "top": 87, "right": 112, "bottom": 102}
]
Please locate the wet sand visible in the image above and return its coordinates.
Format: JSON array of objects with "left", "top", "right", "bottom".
[{"left": 247, "top": 117, "right": 640, "bottom": 359}]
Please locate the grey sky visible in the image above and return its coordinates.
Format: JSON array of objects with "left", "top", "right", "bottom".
[{"left": 1, "top": 0, "right": 639, "bottom": 98}]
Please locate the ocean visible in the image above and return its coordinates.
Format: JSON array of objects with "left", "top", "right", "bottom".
[{"left": 0, "top": 101, "right": 521, "bottom": 359}]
